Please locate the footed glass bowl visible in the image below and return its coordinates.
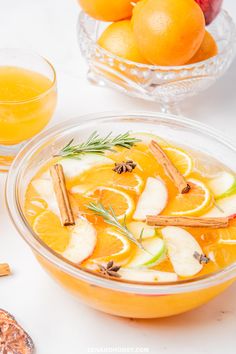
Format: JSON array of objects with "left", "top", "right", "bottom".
[
  {"left": 77, "top": 10, "right": 236, "bottom": 113},
  {"left": 6, "top": 111, "right": 236, "bottom": 318}
]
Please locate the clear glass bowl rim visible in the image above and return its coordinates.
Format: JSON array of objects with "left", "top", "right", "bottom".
[
  {"left": 6, "top": 111, "right": 236, "bottom": 295},
  {"left": 0, "top": 48, "right": 57, "bottom": 105},
  {"left": 77, "top": 9, "right": 236, "bottom": 71}
]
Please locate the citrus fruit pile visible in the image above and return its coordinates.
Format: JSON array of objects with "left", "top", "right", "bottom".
[{"left": 78, "top": 0, "right": 220, "bottom": 66}]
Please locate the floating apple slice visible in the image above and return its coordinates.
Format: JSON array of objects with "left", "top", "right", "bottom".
[
  {"left": 59, "top": 154, "right": 114, "bottom": 179},
  {"left": 205, "top": 194, "right": 236, "bottom": 217},
  {"left": 128, "top": 237, "right": 166, "bottom": 268},
  {"left": 162, "top": 226, "right": 203, "bottom": 277},
  {"left": 133, "top": 177, "right": 168, "bottom": 220},
  {"left": 32, "top": 178, "right": 59, "bottom": 216},
  {"left": 127, "top": 221, "right": 156, "bottom": 239},
  {"left": 207, "top": 171, "right": 236, "bottom": 199},
  {"left": 62, "top": 218, "right": 97, "bottom": 264},
  {"left": 119, "top": 268, "right": 178, "bottom": 283}
]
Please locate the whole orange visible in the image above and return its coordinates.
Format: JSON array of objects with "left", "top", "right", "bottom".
[
  {"left": 132, "top": 0, "right": 205, "bottom": 66},
  {"left": 78, "top": 0, "right": 139, "bottom": 22},
  {"left": 98, "top": 20, "right": 148, "bottom": 63},
  {"left": 187, "top": 31, "right": 218, "bottom": 64}
]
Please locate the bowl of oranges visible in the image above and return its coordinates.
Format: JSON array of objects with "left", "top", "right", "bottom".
[{"left": 77, "top": 0, "right": 236, "bottom": 112}]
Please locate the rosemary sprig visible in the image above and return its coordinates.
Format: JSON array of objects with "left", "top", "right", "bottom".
[
  {"left": 57, "top": 131, "right": 140, "bottom": 159},
  {"left": 87, "top": 202, "right": 145, "bottom": 250}
]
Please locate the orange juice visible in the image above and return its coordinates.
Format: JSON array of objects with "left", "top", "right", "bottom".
[
  {"left": 24, "top": 131, "right": 236, "bottom": 287},
  {"left": 0, "top": 66, "right": 56, "bottom": 145}
]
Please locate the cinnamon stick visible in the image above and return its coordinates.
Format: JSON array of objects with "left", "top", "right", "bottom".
[
  {"left": 149, "top": 140, "right": 190, "bottom": 194},
  {"left": 0, "top": 263, "right": 11, "bottom": 277},
  {"left": 146, "top": 215, "right": 230, "bottom": 228},
  {"left": 50, "top": 164, "right": 75, "bottom": 226}
]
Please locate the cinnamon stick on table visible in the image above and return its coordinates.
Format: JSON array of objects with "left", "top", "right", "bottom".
[
  {"left": 0, "top": 263, "right": 11, "bottom": 277},
  {"left": 149, "top": 140, "right": 190, "bottom": 194},
  {"left": 50, "top": 164, "right": 75, "bottom": 226},
  {"left": 146, "top": 215, "right": 230, "bottom": 228}
]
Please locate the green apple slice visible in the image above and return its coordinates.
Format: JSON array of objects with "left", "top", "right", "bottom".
[
  {"left": 204, "top": 194, "right": 236, "bottom": 217},
  {"left": 62, "top": 218, "right": 97, "bottom": 264},
  {"left": 133, "top": 177, "right": 168, "bottom": 220},
  {"left": 127, "top": 221, "right": 156, "bottom": 239},
  {"left": 207, "top": 171, "right": 236, "bottom": 199},
  {"left": 119, "top": 268, "right": 178, "bottom": 283},
  {"left": 131, "top": 132, "right": 168, "bottom": 147},
  {"left": 59, "top": 154, "right": 114, "bottom": 179},
  {"left": 162, "top": 226, "right": 203, "bottom": 277},
  {"left": 127, "top": 237, "right": 166, "bottom": 268}
]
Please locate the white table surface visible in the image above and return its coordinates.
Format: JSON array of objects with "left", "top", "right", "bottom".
[{"left": 0, "top": 1, "right": 236, "bottom": 353}]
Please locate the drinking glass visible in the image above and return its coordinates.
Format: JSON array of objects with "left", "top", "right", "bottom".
[{"left": 0, "top": 48, "right": 57, "bottom": 171}]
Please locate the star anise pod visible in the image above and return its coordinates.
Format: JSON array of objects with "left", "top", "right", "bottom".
[
  {"left": 193, "top": 251, "right": 210, "bottom": 264},
  {"left": 0, "top": 309, "right": 34, "bottom": 354},
  {"left": 113, "top": 160, "right": 137, "bottom": 174},
  {"left": 97, "top": 261, "right": 121, "bottom": 278}
]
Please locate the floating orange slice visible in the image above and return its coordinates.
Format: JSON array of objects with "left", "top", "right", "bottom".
[
  {"left": 165, "top": 178, "right": 212, "bottom": 216},
  {"left": 91, "top": 228, "right": 131, "bottom": 263},
  {"left": 163, "top": 147, "right": 193, "bottom": 177},
  {"left": 87, "top": 186, "right": 134, "bottom": 219},
  {"left": 78, "top": 166, "right": 143, "bottom": 193},
  {"left": 33, "top": 211, "right": 70, "bottom": 252}
]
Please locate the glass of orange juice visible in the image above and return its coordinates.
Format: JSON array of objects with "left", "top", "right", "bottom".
[{"left": 0, "top": 48, "right": 57, "bottom": 171}]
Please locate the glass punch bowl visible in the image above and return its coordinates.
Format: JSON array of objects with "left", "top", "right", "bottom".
[{"left": 77, "top": 10, "right": 236, "bottom": 112}]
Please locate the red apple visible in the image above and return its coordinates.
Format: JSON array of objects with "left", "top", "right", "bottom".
[{"left": 195, "top": 0, "right": 223, "bottom": 25}]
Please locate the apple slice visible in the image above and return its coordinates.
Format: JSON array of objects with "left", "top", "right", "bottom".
[
  {"left": 128, "top": 237, "right": 166, "bottom": 268},
  {"left": 59, "top": 154, "right": 114, "bottom": 179},
  {"left": 32, "top": 178, "right": 59, "bottom": 216},
  {"left": 62, "top": 218, "right": 97, "bottom": 264},
  {"left": 127, "top": 221, "right": 156, "bottom": 239},
  {"left": 204, "top": 194, "right": 236, "bottom": 217},
  {"left": 162, "top": 226, "right": 203, "bottom": 277},
  {"left": 119, "top": 268, "right": 178, "bottom": 283},
  {"left": 207, "top": 171, "right": 236, "bottom": 199},
  {"left": 133, "top": 177, "right": 168, "bottom": 220}
]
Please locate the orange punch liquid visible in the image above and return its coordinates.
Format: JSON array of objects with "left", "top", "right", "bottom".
[{"left": 24, "top": 134, "right": 236, "bottom": 285}]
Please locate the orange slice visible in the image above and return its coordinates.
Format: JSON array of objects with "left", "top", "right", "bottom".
[
  {"left": 91, "top": 228, "right": 131, "bottom": 263},
  {"left": 110, "top": 147, "right": 163, "bottom": 176},
  {"left": 218, "top": 227, "right": 236, "bottom": 245},
  {"left": 78, "top": 166, "right": 143, "bottom": 193},
  {"left": 163, "top": 147, "right": 193, "bottom": 177},
  {"left": 166, "top": 178, "right": 212, "bottom": 216},
  {"left": 111, "top": 172, "right": 143, "bottom": 193},
  {"left": 33, "top": 211, "right": 70, "bottom": 252},
  {"left": 87, "top": 186, "right": 134, "bottom": 219}
]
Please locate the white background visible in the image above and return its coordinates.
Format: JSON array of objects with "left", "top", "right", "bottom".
[{"left": 0, "top": 1, "right": 236, "bottom": 353}]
